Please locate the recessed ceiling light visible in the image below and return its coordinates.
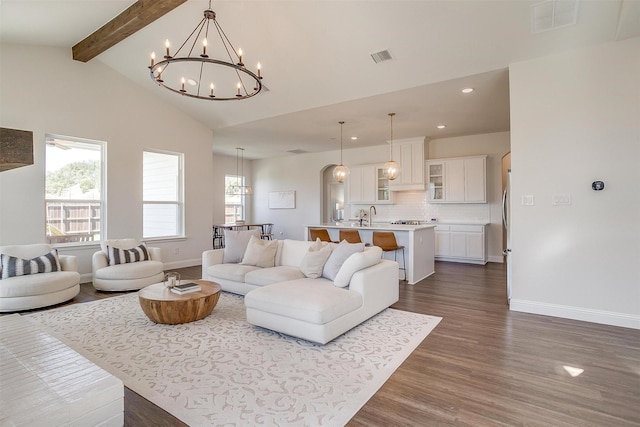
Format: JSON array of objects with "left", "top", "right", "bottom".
[
  {"left": 461, "top": 87, "right": 474, "bottom": 94},
  {"left": 187, "top": 78, "right": 197, "bottom": 86},
  {"left": 351, "top": 136, "right": 358, "bottom": 140},
  {"left": 437, "top": 125, "right": 446, "bottom": 129}
]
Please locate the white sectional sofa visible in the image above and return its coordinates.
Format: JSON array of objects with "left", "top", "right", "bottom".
[{"left": 202, "top": 237, "right": 399, "bottom": 344}]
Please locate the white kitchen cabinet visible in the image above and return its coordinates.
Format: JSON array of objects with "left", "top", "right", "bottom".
[
  {"left": 434, "top": 224, "right": 487, "bottom": 264},
  {"left": 348, "top": 164, "right": 392, "bottom": 204},
  {"left": 434, "top": 226, "right": 450, "bottom": 256},
  {"left": 390, "top": 137, "right": 425, "bottom": 191},
  {"left": 426, "top": 155, "right": 487, "bottom": 203},
  {"left": 464, "top": 156, "right": 487, "bottom": 202}
]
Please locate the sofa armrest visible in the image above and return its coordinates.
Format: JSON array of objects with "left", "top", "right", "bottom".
[
  {"left": 348, "top": 259, "right": 399, "bottom": 310},
  {"left": 92, "top": 250, "right": 109, "bottom": 273},
  {"left": 147, "top": 246, "right": 162, "bottom": 262},
  {"left": 202, "top": 249, "right": 224, "bottom": 279},
  {"left": 58, "top": 255, "right": 78, "bottom": 272}
]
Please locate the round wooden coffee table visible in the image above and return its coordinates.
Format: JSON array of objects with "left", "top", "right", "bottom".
[{"left": 138, "top": 279, "right": 222, "bottom": 325}]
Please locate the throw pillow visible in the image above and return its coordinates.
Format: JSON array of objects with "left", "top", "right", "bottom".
[
  {"left": 241, "top": 235, "right": 278, "bottom": 268},
  {"left": 322, "top": 240, "right": 365, "bottom": 281},
  {"left": 107, "top": 244, "right": 149, "bottom": 266},
  {"left": 0, "top": 249, "right": 61, "bottom": 279},
  {"left": 223, "top": 228, "right": 261, "bottom": 263},
  {"left": 300, "top": 238, "right": 333, "bottom": 278},
  {"left": 333, "top": 246, "right": 382, "bottom": 287}
]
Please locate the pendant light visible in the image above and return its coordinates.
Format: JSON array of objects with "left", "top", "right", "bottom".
[
  {"left": 384, "top": 112, "right": 399, "bottom": 180},
  {"left": 332, "top": 121, "right": 349, "bottom": 183},
  {"left": 228, "top": 148, "right": 253, "bottom": 195}
]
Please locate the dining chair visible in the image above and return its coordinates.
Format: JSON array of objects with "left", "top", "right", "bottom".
[
  {"left": 260, "top": 223, "right": 274, "bottom": 240},
  {"left": 372, "top": 231, "right": 405, "bottom": 276}
]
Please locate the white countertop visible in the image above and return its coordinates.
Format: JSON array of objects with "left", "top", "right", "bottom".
[
  {"left": 432, "top": 221, "right": 490, "bottom": 226},
  {"left": 306, "top": 223, "right": 436, "bottom": 231}
]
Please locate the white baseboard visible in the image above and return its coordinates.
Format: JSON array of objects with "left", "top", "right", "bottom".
[
  {"left": 510, "top": 299, "right": 640, "bottom": 330},
  {"left": 163, "top": 258, "right": 201, "bottom": 271},
  {"left": 487, "top": 255, "right": 504, "bottom": 263}
]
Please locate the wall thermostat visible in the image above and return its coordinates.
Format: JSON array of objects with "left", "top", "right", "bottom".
[{"left": 592, "top": 181, "right": 605, "bottom": 191}]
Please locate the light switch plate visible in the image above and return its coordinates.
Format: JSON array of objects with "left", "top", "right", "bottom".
[
  {"left": 553, "top": 194, "right": 571, "bottom": 205},
  {"left": 522, "top": 195, "right": 535, "bottom": 206}
]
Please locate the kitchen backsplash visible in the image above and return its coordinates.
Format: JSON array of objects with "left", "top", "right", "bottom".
[{"left": 351, "top": 191, "right": 491, "bottom": 223}]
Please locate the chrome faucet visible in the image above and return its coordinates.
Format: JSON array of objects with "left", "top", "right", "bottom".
[{"left": 369, "top": 205, "right": 377, "bottom": 226}]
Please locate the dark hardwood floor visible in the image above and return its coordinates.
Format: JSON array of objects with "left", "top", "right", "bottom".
[{"left": 16, "top": 262, "right": 640, "bottom": 426}]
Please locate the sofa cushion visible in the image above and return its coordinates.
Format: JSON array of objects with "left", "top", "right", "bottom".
[
  {"left": 322, "top": 241, "right": 365, "bottom": 281},
  {"left": 333, "top": 246, "right": 382, "bottom": 288},
  {"left": 95, "top": 260, "right": 164, "bottom": 280},
  {"left": 279, "top": 239, "right": 316, "bottom": 267},
  {"left": 100, "top": 238, "right": 140, "bottom": 254},
  {"left": 245, "top": 279, "right": 363, "bottom": 325},
  {"left": 206, "top": 263, "right": 261, "bottom": 283},
  {"left": 0, "top": 271, "right": 79, "bottom": 298},
  {"left": 241, "top": 236, "right": 278, "bottom": 268},
  {"left": 1, "top": 250, "right": 61, "bottom": 279},
  {"left": 244, "top": 266, "right": 305, "bottom": 286},
  {"left": 224, "top": 229, "right": 261, "bottom": 263},
  {"left": 107, "top": 244, "right": 149, "bottom": 266},
  {"left": 300, "top": 239, "right": 333, "bottom": 279}
]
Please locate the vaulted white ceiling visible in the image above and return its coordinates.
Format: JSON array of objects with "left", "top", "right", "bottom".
[{"left": 2, "top": 0, "right": 639, "bottom": 158}]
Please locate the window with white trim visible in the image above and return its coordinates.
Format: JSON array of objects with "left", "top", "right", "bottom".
[
  {"left": 225, "top": 174, "right": 245, "bottom": 223},
  {"left": 45, "top": 135, "right": 105, "bottom": 244},
  {"left": 143, "top": 150, "right": 184, "bottom": 238}
]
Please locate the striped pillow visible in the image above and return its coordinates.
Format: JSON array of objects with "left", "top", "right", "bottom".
[
  {"left": 0, "top": 249, "right": 61, "bottom": 279},
  {"left": 107, "top": 244, "right": 150, "bottom": 266}
]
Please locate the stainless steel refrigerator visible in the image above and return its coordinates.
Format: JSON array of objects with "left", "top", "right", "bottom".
[{"left": 502, "top": 153, "right": 511, "bottom": 305}]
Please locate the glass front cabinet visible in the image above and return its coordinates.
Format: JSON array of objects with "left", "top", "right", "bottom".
[
  {"left": 376, "top": 166, "right": 391, "bottom": 203},
  {"left": 427, "top": 161, "right": 445, "bottom": 201}
]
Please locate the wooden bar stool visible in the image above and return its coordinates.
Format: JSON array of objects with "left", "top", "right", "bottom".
[
  {"left": 309, "top": 228, "right": 337, "bottom": 243},
  {"left": 372, "top": 231, "right": 405, "bottom": 277},
  {"left": 339, "top": 229, "right": 370, "bottom": 246}
]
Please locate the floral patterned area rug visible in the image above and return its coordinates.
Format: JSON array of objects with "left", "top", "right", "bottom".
[{"left": 26, "top": 292, "right": 441, "bottom": 426}]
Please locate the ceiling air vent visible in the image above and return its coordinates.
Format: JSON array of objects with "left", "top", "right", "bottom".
[
  {"left": 371, "top": 49, "right": 393, "bottom": 64},
  {"left": 287, "top": 149, "right": 307, "bottom": 154},
  {"left": 531, "top": 0, "right": 579, "bottom": 34}
]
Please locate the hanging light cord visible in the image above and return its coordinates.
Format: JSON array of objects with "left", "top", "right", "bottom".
[
  {"left": 389, "top": 112, "right": 395, "bottom": 160},
  {"left": 339, "top": 121, "right": 345, "bottom": 164}
]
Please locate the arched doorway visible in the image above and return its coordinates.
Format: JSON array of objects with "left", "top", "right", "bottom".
[{"left": 321, "top": 165, "right": 345, "bottom": 223}]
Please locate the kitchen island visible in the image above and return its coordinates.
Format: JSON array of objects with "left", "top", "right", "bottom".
[{"left": 304, "top": 223, "right": 436, "bottom": 285}]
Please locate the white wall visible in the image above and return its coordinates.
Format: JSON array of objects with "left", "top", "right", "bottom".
[
  {"left": 0, "top": 44, "right": 217, "bottom": 278},
  {"left": 251, "top": 145, "right": 389, "bottom": 241},
  {"left": 509, "top": 37, "right": 640, "bottom": 328}
]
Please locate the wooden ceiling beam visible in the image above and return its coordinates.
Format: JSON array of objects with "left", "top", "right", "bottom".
[{"left": 72, "top": 0, "right": 188, "bottom": 63}]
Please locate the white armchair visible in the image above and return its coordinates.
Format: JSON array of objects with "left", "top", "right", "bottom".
[
  {"left": 92, "top": 238, "right": 164, "bottom": 291},
  {"left": 0, "top": 243, "right": 80, "bottom": 312}
]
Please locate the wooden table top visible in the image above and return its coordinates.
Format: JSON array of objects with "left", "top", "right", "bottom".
[{"left": 138, "top": 279, "right": 221, "bottom": 302}]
